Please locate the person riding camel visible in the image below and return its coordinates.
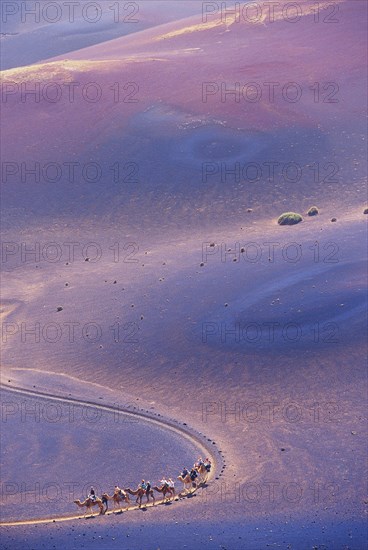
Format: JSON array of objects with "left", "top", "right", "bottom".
[
  {"left": 181, "top": 467, "right": 189, "bottom": 479},
  {"left": 88, "top": 487, "right": 96, "bottom": 502},
  {"left": 190, "top": 468, "right": 198, "bottom": 482},
  {"left": 140, "top": 479, "right": 147, "bottom": 491},
  {"left": 114, "top": 485, "right": 123, "bottom": 496},
  {"left": 168, "top": 478, "right": 175, "bottom": 491},
  {"left": 204, "top": 457, "right": 212, "bottom": 471}
]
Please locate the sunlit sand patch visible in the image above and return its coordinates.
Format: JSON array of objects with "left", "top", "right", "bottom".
[
  {"left": 0, "top": 58, "right": 167, "bottom": 82},
  {"left": 0, "top": 300, "right": 21, "bottom": 322},
  {"left": 153, "top": 18, "right": 232, "bottom": 41},
  {"left": 153, "top": 0, "right": 344, "bottom": 42}
]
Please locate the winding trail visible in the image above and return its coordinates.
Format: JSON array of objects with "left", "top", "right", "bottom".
[
  {"left": 0, "top": 490, "right": 199, "bottom": 527},
  {"left": 0, "top": 384, "right": 223, "bottom": 527}
]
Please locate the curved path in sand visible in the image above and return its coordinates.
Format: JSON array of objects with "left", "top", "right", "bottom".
[{"left": 0, "top": 384, "right": 223, "bottom": 527}]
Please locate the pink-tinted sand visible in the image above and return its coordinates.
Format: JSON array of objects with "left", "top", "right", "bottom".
[{"left": 1, "top": 1, "right": 367, "bottom": 548}]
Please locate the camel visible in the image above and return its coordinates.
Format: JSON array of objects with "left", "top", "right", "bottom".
[
  {"left": 153, "top": 484, "right": 174, "bottom": 501},
  {"left": 74, "top": 497, "right": 104, "bottom": 516},
  {"left": 125, "top": 487, "right": 155, "bottom": 508},
  {"left": 177, "top": 474, "right": 196, "bottom": 493},
  {"left": 196, "top": 463, "right": 210, "bottom": 483},
  {"left": 101, "top": 490, "right": 130, "bottom": 512}
]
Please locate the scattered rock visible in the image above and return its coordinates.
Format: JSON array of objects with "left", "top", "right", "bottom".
[
  {"left": 307, "top": 206, "right": 319, "bottom": 216},
  {"left": 56, "top": 306, "right": 63, "bottom": 312},
  {"left": 331, "top": 217, "right": 337, "bottom": 222},
  {"left": 200, "top": 262, "right": 204, "bottom": 267},
  {"left": 277, "top": 212, "right": 303, "bottom": 225},
  {"left": 364, "top": 208, "right": 368, "bottom": 214},
  {"left": 247, "top": 208, "right": 253, "bottom": 213}
]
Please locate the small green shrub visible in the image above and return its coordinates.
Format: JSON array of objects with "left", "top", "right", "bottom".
[{"left": 277, "top": 212, "right": 303, "bottom": 226}]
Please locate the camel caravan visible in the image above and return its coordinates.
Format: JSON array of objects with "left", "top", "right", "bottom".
[{"left": 74, "top": 457, "right": 212, "bottom": 516}]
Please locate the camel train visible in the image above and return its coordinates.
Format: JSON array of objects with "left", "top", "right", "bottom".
[{"left": 74, "top": 457, "right": 211, "bottom": 516}]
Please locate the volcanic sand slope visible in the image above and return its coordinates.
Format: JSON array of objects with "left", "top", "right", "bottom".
[
  {"left": 1, "top": 0, "right": 366, "bottom": 237},
  {"left": 1, "top": 0, "right": 367, "bottom": 548},
  {"left": 0, "top": 1, "right": 203, "bottom": 70}
]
